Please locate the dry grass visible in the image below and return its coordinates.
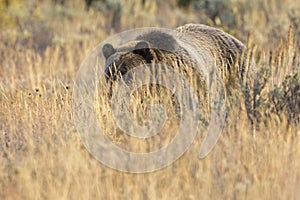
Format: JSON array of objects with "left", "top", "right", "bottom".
[{"left": 0, "top": 0, "right": 300, "bottom": 199}]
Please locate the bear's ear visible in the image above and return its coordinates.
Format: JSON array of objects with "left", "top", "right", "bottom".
[
  {"left": 134, "top": 41, "right": 149, "bottom": 50},
  {"left": 136, "top": 31, "right": 177, "bottom": 51},
  {"left": 133, "top": 41, "right": 153, "bottom": 63},
  {"left": 102, "top": 43, "right": 116, "bottom": 59}
]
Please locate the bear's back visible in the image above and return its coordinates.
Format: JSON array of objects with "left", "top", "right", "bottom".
[{"left": 176, "top": 24, "right": 244, "bottom": 67}]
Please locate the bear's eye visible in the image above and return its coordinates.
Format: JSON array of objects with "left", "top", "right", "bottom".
[{"left": 102, "top": 43, "right": 116, "bottom": 59}]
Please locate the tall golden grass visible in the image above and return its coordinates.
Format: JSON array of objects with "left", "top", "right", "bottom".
[{"left": 0, "top": 0, "right": 299, "bottom": 199}]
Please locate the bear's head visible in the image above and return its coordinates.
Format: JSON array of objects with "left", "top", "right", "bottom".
[{"left": 102, "top": 31, "right": 188, "bottom": 82}]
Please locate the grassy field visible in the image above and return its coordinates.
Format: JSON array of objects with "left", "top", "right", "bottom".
[{"left": 0, "top": 0, "right": 300, "bottom": 199}]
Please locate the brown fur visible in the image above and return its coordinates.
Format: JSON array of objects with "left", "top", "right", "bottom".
[{"left": 176, "top": 23, "right": 244, "bottom": 68}]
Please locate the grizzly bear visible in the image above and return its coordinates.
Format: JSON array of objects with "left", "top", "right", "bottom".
[{"left": 102, "top": 23, "right": 244, "bottom": 84}]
